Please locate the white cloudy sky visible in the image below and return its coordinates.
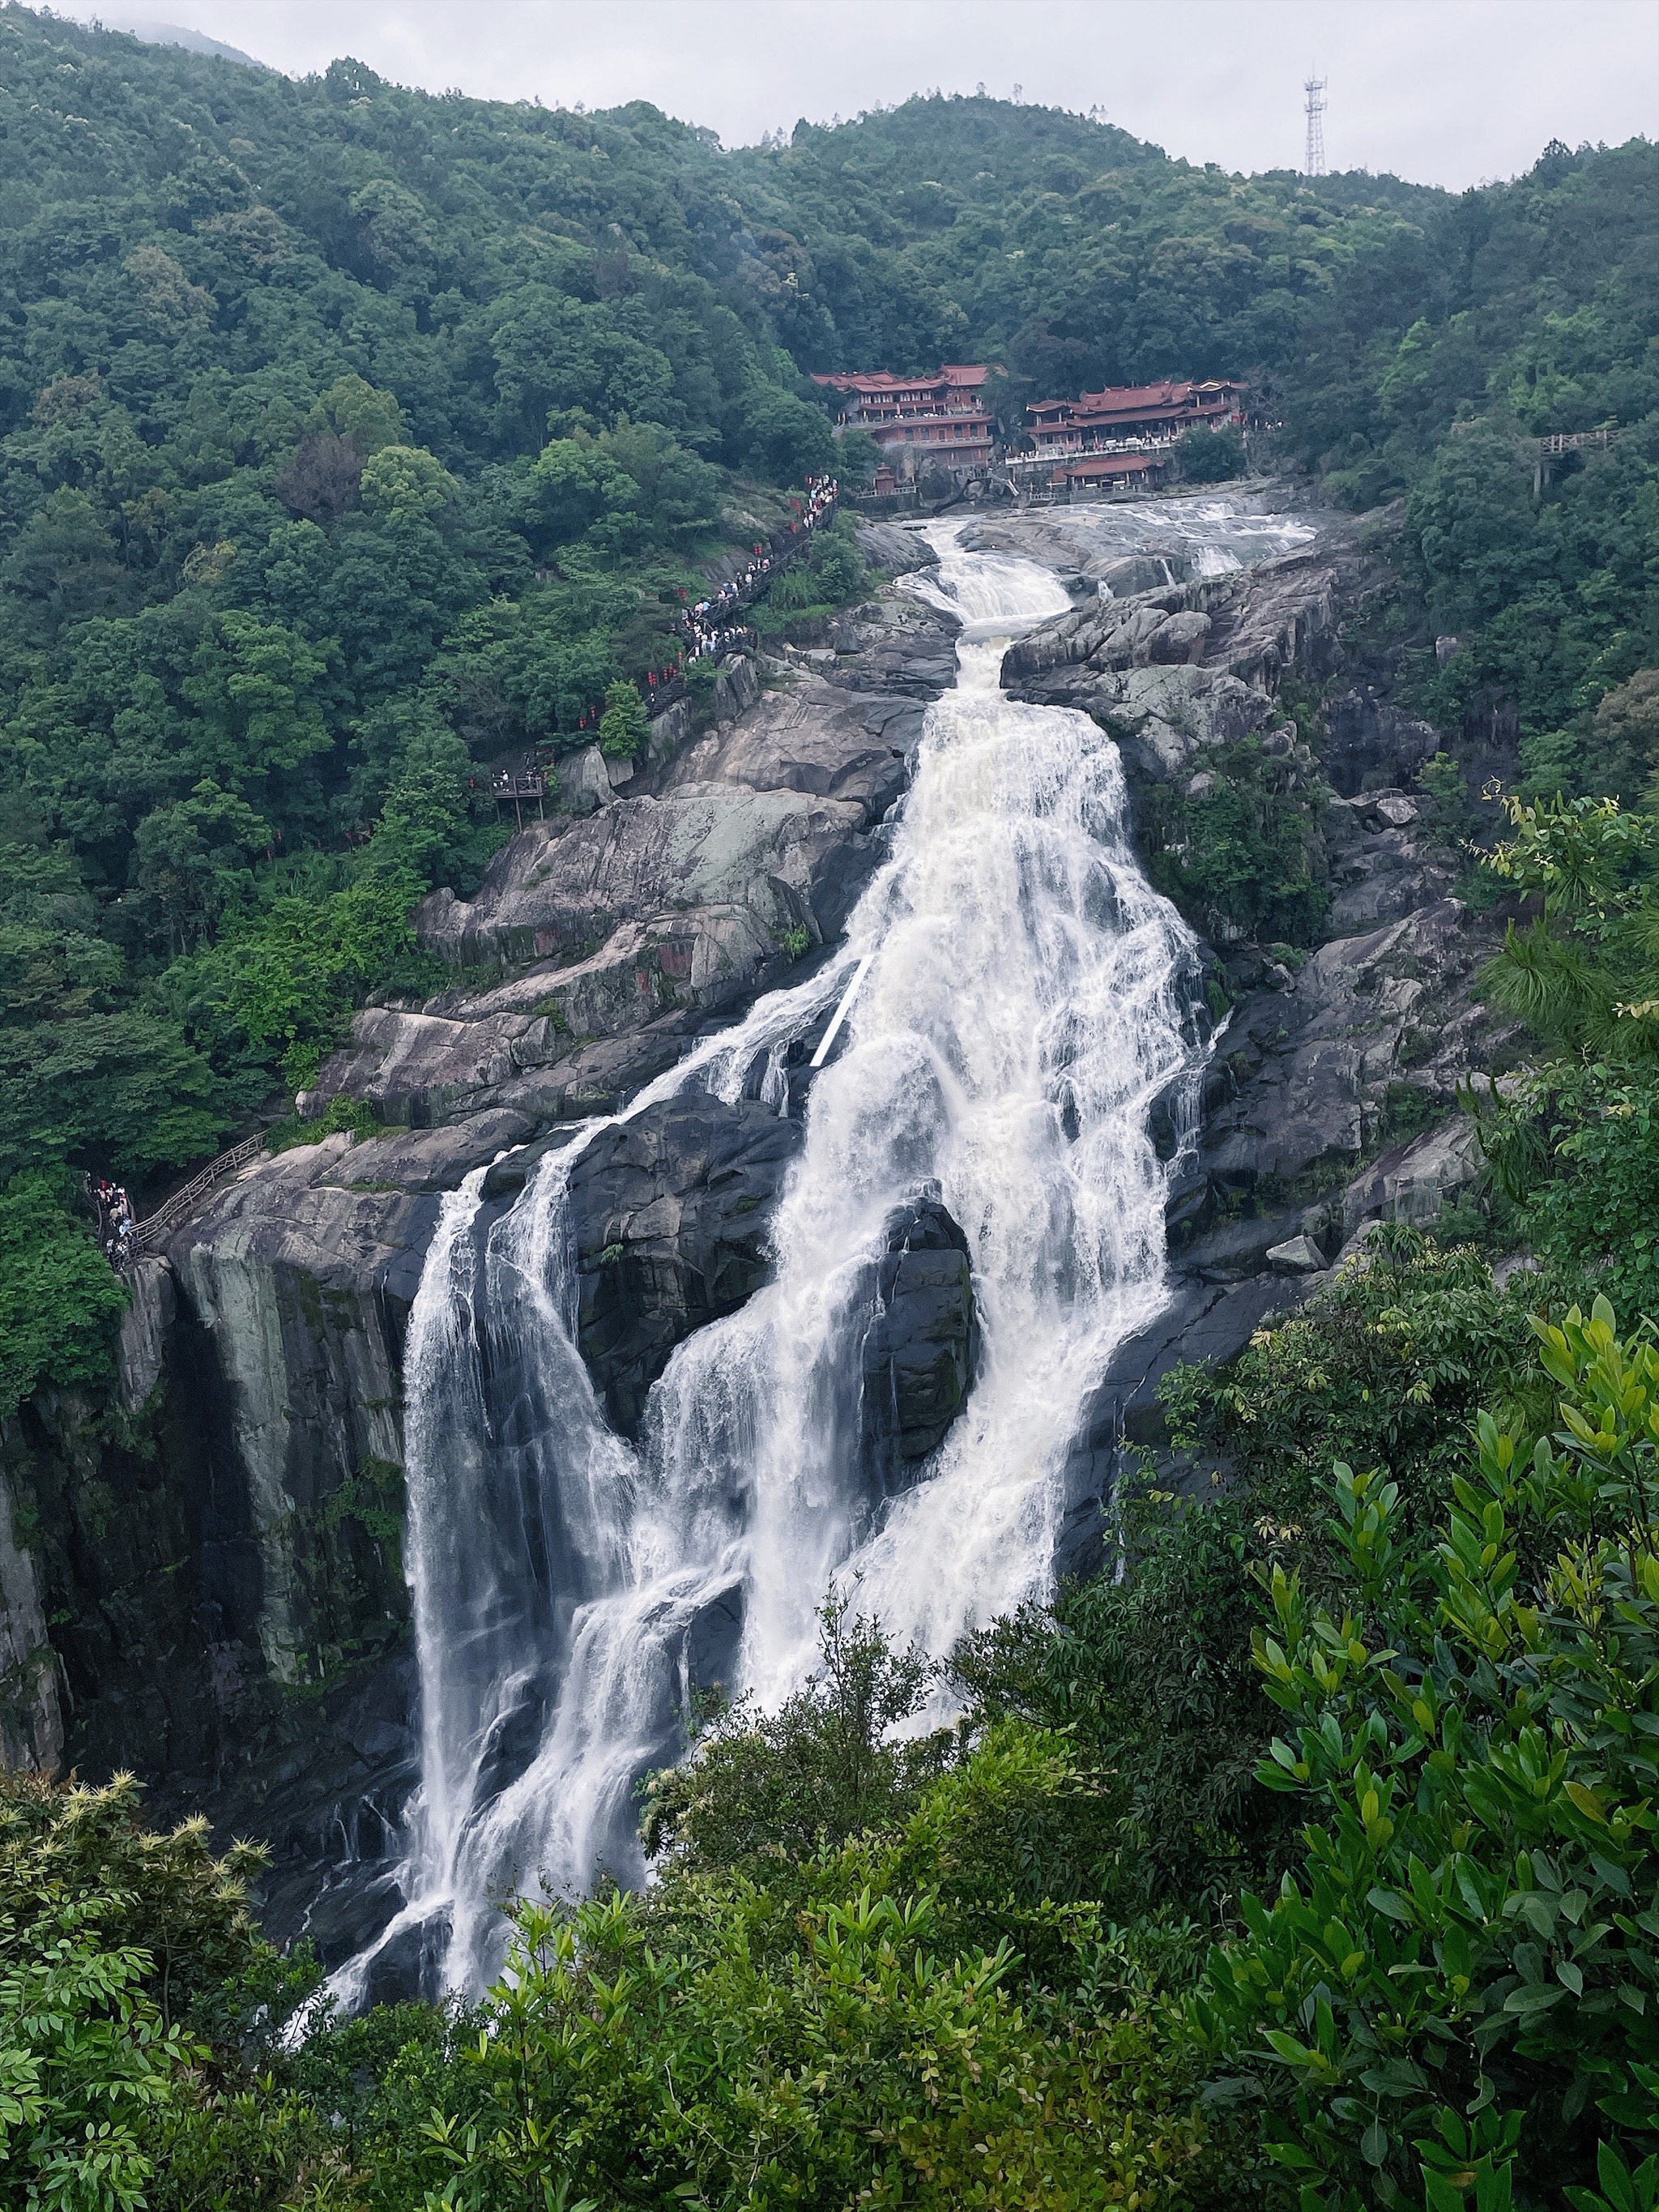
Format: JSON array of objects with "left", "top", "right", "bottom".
[{"left": 70, "top": 0, "right": 1658, "bottom": 189}]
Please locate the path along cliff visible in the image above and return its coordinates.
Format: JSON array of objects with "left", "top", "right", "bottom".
[{"left": 0, "top": 493, "right": 1517, "bottom": 1969}]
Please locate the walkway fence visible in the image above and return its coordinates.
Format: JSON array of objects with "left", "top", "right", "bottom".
[
  {"left": 136, "top": 1135, "right": 266, "bottom": 1253},
  {"left": 468, "top": 486, "right": 841, "bottom": 818}
]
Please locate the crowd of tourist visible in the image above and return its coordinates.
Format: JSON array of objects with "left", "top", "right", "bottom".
[
  {"left": 679, "top": 474, "right": 838, "bottom": 661},
  {"left": 91, "top": 1176, "right": 137, "bottom": 1266}
]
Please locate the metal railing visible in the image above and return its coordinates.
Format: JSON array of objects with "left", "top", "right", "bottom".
[{"left": 136, "top": 1134, "right": 266, "bottom": 1253}]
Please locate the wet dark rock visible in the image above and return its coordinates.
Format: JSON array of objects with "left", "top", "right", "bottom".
[
  {"left": 859, "top": 1196, "right": 980, "bottom": 1472},
  {"left": 1323, "top": 690, "right": 1442, "bottom": 798},
  {"left": 158, "top": 1646, "right": 422, "bottom": 1968},
  {"left": 681, "top": 1580, "right": 744, "bottom": 1697},
  {"left": 1198, "top": 898, "right": 1498, "bottom": 1191},
  {"left": 568, "top": 1095, "right": 806, "bottom": 1437},
  {"left": 1056, "top": 1272, "right": 1312, "bottom": 1581},
  {"left": 357, "top": 1906, "right": 451, "bottom": 2009},
  {"left": 1324, "top": 790, "right": 1457, "bottom": 932}
]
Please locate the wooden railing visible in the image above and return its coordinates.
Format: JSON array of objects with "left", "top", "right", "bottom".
[
  {"left": 1539, "top": 426, "right": 1618, "bottom": 456},
  {"left": 136, "top": 1134, "right": 266, "bottom": 1253}
]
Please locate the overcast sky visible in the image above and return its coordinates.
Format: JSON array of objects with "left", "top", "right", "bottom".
[{"left": 70, "top": 0, "right": 1659, "bottom": 189}]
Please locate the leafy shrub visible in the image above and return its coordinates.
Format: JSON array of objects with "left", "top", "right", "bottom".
[
  {"left": 1177, "top": 425, "right": 1246, "bottom": 482},
  {"left": 957, "top": 1498, "right": 1295, "bottom": 1926},
  {"left": 1474, "top": 1060, "right": 1659, "bottom": 1317},
  {"left": 0, "top": 1770, "right": 308, "bottom": 2209},
  {"left": 1138, "top": 735, "right": 1329, "bottom": 947},
  {"left": 0, "top": 1168, "right": 128, "bottom": 1420},
  {"left": 1198, "top": 1298, "right": 1659, "bottom": 2203},
  {"left": 1162, "top": 1228, "right": 1556, "bottom": 1518},
  {"left": 1415, "top": 749, "right": 1474, "bottom": 850},
  {"left": 596, "top": 677, "right": 646, "bottom": 761},
  {"left": 641, "top": 1593, "right": 957, "bottom": 1873}
]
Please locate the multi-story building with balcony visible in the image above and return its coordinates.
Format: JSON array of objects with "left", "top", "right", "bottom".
[
  {"left": 811, "top": 364, "right": 998, "bottom": 478},
  {"left": 1024, "top": 377, "right": 1245, "bottom": 461}
]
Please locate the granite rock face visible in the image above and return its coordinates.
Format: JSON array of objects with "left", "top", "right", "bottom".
[
  {"left": 987, "top": 503, "right": 1519, "bottom": 1573},
  {"left": 0, "top": 493, "right": 1520, "bottom": 1969},
  {"left": 564, "top": 1095, "right": 807, "bottom": 1437},
  {"left": 852, "top": 517, "right": 938, "bottom": 577},
  {"left": 0, "top": 561, "right": 962, "bottom": 1952},
  {"left": 1002, "top": 522, "right": 1385, "bottom": 697},
  {"left": 1192, "top": 897, "right": 1494, "bottom": 1198},
  {"left": 820, "top": 592, "right": 962, "bottom": 698},
  {"left": 314, "top": 647, "right": 951, "bottom": 1133},
  {"left": 0, "top": 1456, "right": 59, "bottom": 1770}
]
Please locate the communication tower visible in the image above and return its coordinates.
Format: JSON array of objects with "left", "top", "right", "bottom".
[{"left": 1303, "top": 74, "right": 1327, "bottom": 178}]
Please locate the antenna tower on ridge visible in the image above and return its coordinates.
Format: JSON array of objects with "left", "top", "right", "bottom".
[{"left": 1303, "top": 73, "right": 1327, "bottom": 178}]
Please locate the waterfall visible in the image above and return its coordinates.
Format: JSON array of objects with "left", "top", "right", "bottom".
[
  {"left": 1192, "top": 544, "right": 1243, "bottom": 578},
  {"left": 339, "top": 518, "right": 1241, "bottom": 2001}
]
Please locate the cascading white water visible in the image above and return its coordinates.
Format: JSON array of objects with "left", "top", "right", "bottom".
[{"left": 335, "top": 510, "right": 1299, "bottom": 2001}]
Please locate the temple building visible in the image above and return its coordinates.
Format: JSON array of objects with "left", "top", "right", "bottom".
[
  {"left": 1047, "top": 451, "right": 1167, "bottom": 494},
  {"left": 1025, "top": 377, "right": 1245, "bottom": 460},
  {"left": 812, "top": 364, "right": 997, "bottom": 478}
]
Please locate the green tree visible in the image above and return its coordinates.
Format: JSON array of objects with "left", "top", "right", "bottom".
[
  {"left": 181, "top": 613, "right": 333, "bottom": 796},
  {"left": 1176, "top": 425, "right": 1246, "bottom": 481},
  {"left": 1, "top": 488, "right": 129, "bottom": 638},
  {"left": 133, "top": 779, "right": 270, "bottom": 951},
  {"left": 595, "top": 677, "right": 646, "bottom": 762},
  {"left": 1199, "top": 1298, "right": 1659, "bottom": 2201},
  {"left": 0, "top": 1171, "right": 127, "bottom": 1421}
]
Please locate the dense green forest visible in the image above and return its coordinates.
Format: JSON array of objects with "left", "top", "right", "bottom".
[{"left": 3, "top": 7, "right": 1659, "bottom": 2204}]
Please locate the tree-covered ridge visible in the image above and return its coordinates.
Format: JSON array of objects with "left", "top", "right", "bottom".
[
  {"left": 730, "top": 102, "right": 1441, "bottom": 402},
  {"left": 0, "top": 2, "right": 859, "bottom": 1389}
]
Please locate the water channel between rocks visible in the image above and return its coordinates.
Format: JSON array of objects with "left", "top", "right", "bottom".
[{"left": 335, "top": 500, "right": 1311, "bottom": 2002}]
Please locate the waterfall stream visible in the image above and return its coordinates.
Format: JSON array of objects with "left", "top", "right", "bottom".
[{"left": 335, "top": 507, "right": 1299, "bottom": 2001}]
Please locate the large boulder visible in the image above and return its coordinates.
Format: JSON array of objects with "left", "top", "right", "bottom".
[
  {"left": 853, "top": 517, "right": 936, "bottom": 575},
  {"left": 659, "top": 667, "right": 924, "bottom": 820},
  {"left": 859, "top": 1196, "right": 979, "bottom": 1473},
  {"left": 822, "top": 593, "right": 961, "bottom": 697},
  {"left": 1196, "top": 899, "right": 1496, "bottom": 1196},
  {"left": 1324, "top": 788, "right": 1458, "bottom": 933},
  {"left": 564, "top": 1095, "right": 807, "bottom": 1437},
  {"left": 1002, "top": 521, "right": 1392, "bottom": 699}
]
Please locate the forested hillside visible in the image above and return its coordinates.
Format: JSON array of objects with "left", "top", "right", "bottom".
[{"left": 4, "top": 9, "right": 1659, "bottom": 2205}]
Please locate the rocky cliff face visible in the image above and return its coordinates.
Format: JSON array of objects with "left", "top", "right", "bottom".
[
  {"left": 0, "top": 493, "right": 1516, "bottom": 1959},
  {"left": 992, "top": 510, "right": 1518, "bottom": 1574},
  {"left": 0, "top": 568, "right": 962, "bottom": 1952},
  {"left": 313, "top": 611, "right": 952, "bottom": 1135}
]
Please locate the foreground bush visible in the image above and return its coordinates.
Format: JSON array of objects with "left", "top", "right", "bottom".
[
  {"left": 1201, "top": 1297, "right": 1659, "bottom": 2204},
  {"left": 0, "top": 1770, "right": 302, "bottom": 2209}
]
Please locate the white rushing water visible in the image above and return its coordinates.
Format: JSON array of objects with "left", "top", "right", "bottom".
[{"left": 335, "top": 510, "right": 1288, "bottom": 2001}]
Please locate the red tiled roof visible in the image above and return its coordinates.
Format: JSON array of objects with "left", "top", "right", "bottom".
[
  {"left": 812, "top": 372, "right": 937, "bottom": 394},
  {"left": 1077, "top": 380, "right": 1188, "bottom": 410},
  {"left": 811, "top": 364, "right": 995, "bottom": 395},
  {"left": 1030, "top": 378, "right": 1242, "bottom": 427},
  {"left": 1051, "top": 452, "right": 1162, "bottom": 480}
]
